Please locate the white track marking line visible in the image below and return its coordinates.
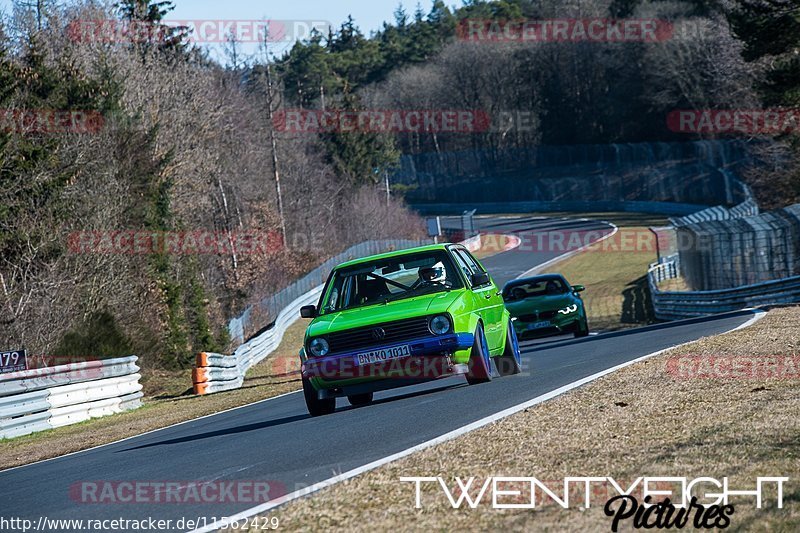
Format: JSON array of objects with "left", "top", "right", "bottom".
[
  {"left": 517, "top": 220, "right": 618, "bottom": 278},
  {"left": 189, "top": 309, "right": 766, "bottom": 533}
]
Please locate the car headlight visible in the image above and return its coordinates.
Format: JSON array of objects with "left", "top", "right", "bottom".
[
  {"left": 429, "top": 315, "right": 452, "bottom": 335},
  {"left": 558, "top": 304, "right": 579, "bottom": 315},
  {"left": 308, "top": 337, "right": 330, "bottom": 357}
]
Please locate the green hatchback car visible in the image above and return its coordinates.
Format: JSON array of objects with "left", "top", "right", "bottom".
[
  {"left": 298, "top": 243, "right": 522, "bottom": 416},
  {"left": 503, "top": 274, "right": 589, "bottom": 340}
]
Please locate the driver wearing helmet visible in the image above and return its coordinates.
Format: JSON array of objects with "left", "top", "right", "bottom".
[{"left": 545, "top": 280, "right": 560, "bottom": 294}]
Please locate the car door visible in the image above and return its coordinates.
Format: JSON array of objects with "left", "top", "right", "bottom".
[
  {"left": 452, "top": 247, "right": 505, "bottom": 352},
  {"left": 449, "top": 247, "right": 486, "bottom": 335}
]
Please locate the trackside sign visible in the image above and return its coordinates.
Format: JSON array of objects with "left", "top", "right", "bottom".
[{"left": 0, "top": 349, "right": 27, "bottom": 373}]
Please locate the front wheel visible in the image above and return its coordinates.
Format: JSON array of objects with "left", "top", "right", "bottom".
[
  {"left": 466, "top": 324, "right": 493, "bottom": 385},
  {"left": 347, "top": 392, "right": 373, "bottom": 407},
  {"left": 495, "top": 322, "right": 522, "bottom": 376},
  {"left": 303, "top": 376, "right": 335, "bottom": 416},
  {"left": 574, "top": 316, "right": 590, "bottom": 338}
]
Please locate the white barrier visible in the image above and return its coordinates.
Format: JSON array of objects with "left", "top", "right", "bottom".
[
  {"left": 0, "top": 356, "right": 143, "bottom": 439},
  {"left": 0, "top": 356, "right": 139, "bottom": 396},
  {"left": 193, "top": 287, "right": 322, "bottom": 394}
]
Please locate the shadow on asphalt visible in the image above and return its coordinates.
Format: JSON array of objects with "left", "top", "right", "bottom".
[
  {"left": 518, "top": 309, "right": 759, "bottom": 353},
  {"left": 366, "top": 381, "right": 466, "bottom": 407},
  {"left": 118, "top": 414, "right": 312, "bottom": 451},
  {"left": 120, "top": 383, "right": 464, "bottom": 451}
]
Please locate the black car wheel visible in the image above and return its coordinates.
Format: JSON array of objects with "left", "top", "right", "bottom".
[
  {"left": 466, "top": 324, "right": 493, "bottom": 385},
  {"left": 495, "top": 321, "right": 522, "bottom": 376},
  {"left": 303, "top": 376, "right": 336, "bottom": 416},
  {"left": 574, "top": 316, "right": 590, "bottom": 338}
]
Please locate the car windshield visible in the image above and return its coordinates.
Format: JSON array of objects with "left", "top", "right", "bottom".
[
  {"left": 503, "top": 278, "right": 569, "bottom": 302},
  {"left": 320, "top": 250, "right": 463, "bottom": 313}
]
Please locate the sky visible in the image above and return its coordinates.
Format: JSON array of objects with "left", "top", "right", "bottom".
[{"left": 0, "top": 0, "right": 464, "bottom": 62}]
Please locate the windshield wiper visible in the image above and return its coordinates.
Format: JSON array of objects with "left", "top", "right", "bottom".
[{"left": 383, "top": 283, "right": 451, "bottom": 303}]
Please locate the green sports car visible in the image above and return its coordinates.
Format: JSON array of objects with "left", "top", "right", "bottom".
[
  {"left": 503, "top": 274, "right": 589, "bottom": 340},
  {"left": 298, "top": 243, "right": 522, "bottom": 416}
]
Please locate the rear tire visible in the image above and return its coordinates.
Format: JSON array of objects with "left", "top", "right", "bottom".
[
  {"left": 574, "top": 317, "right": 590, "bottom": 338},
  {"left": 303, "top": 376, "right": 335, "bottom": 416},
  {"left": 466, "top": 325, "right": 493, "bottom": 385},
  {"left": 347, "top": 392, "right": 373, "bottom": 407},
  {"left": 495, "top": 322, "right": 522, "bottom": 376}
]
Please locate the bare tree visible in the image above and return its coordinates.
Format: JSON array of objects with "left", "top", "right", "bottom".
[{"left": 258, "top": 32, "right": 288, "bottom": 247}]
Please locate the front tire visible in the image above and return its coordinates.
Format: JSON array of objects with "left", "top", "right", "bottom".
[
  {"left": 574, "top": 316, "right": 590, "bottom": 338},
  {"left": 466, "top": 325, "right": 493, "bottom": 385},
  {"left": 347, "top": 392, "right": 373, "bottom": 407},
  {"left": 303, "top": 376, "right": 335, "bottom": 416},
  {"left": 495, "top": 322, "right": 522, "bottom": 376}
]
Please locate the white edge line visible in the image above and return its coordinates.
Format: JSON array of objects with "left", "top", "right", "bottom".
[
  {"left": 0, "top": 389, "right": 302, "bottom": 474},
  {"left": 188, "top": 308, "right": 767, "bottom": 533},
  {"left": 517, "top": 221, "right": 619, "bottom": 279}
]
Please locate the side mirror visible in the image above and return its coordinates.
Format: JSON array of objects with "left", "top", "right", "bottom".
[
  {"left": 300, "top": 305, "right": 317, "bottom": 319},
  {"left": 471, "top": 271, "right": 491, "bottom": 287},
  {"left": 572, "top": 285, "right": 585, "bottom": 293}
]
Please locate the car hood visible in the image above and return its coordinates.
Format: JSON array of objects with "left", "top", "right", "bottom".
[
  {"left": 505, "top": 293, "right": 577, "bottom": 315},
  {"left": 307, "top": 290, "right": 466, "bottom": 337}
]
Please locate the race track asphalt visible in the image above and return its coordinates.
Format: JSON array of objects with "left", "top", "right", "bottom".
[{"left": 0, "top": 216, "right": 759, "bottom": 531}]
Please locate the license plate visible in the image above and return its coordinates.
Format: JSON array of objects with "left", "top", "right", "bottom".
[
  {"left": 355, "top": 345, "right": 411, "bottom": 366},
  {"left": 527, "top": 321, "right": 551, "bottom": 330}
]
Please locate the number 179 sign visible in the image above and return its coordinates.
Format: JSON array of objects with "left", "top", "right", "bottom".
[{"left": 0, "top": 349, "right": 27, "bottom": 374}]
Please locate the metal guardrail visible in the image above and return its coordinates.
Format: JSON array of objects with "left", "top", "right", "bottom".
[
  {"left": 648, "top": 183, "right": 800, "bottom": 319},
  {"left": 670, "top": 183, "right": 758, "bottom": 227},
  {"left": 0, "top": 356, "right": 142, "bottom": 439},
  {"left": 648, "top": 255, "right": 680, "bottom": 285},
  {"left": 648, "top": 258, "right": 800, "bottom": 320},
  {"left": 412, "top": 200, "right": 710, "bottom": 217}
]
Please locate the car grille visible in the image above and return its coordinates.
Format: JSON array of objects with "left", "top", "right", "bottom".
[
  {"left": 324, "top": 316, "right": 432, "bottom": 354},
  {"left": 517, "top": 310, "right": 558, "bottom": 322}
]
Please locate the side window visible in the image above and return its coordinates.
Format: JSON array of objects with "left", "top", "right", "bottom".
[
  {"left": 454, "top": 248, "right": 484, "bottom": 274},
  {"left": 450, "top": 249, "right": 474, "bottom": 282}
]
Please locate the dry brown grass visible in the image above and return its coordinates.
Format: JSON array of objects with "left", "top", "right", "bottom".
[
  {"left": 0, "top": 320, "right": 308, "bottom": 470},
  {"left": 254, "top": 306, "right": 800, "bottom": 532}
]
